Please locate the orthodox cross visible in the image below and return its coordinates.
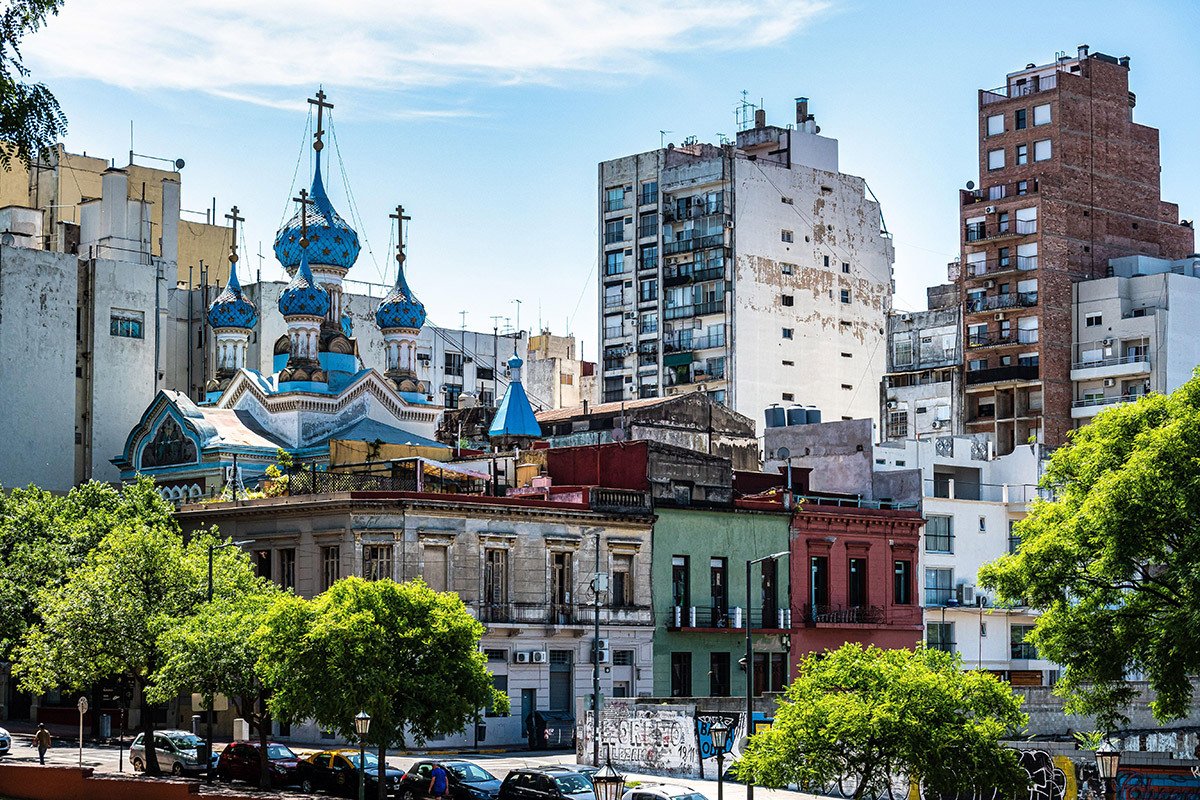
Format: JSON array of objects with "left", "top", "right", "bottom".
[
  {"left": 225, "top": 205, "right": 244, "bottom": 264},
  {"left": 389, "top": 204, "right": 410, "bottom": 265},
  {"left": 293, "top": 189, "right": 313, "bottom": 247},
  {"left": 308, "top": 88, "right": 334, "bottom": 153}
]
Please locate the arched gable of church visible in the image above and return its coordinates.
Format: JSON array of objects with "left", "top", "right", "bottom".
[{"left": 137, "top": 412, "right": 200, "bottom": 470}]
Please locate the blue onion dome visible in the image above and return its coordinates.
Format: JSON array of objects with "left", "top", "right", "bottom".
[
  {"left": 206, "top": 267, "right": 258, "bottom": 329},
  {"left": 273, "top": 155, "right": 361, "bottom": 271},
  {"left": 508, "top": 353, "right": 523, "bottom": 371},
  {"left": 375, "top": 259, "right": 426, "bottom": 331},
  {"left": 278, "top": 249, "right": 330, "bottom": 318}
]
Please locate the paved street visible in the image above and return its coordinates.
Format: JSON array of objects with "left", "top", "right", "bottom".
[{"left": 1, "top": 734, "right": 816, "bottom": 800}]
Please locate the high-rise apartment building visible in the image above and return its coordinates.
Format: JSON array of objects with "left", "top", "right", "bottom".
[
  {"left": 958, "top": 46, "right": 1193, "bottom": 453},
  {"left": 597, "top": 99, "right": 895, "bottom": 426}
]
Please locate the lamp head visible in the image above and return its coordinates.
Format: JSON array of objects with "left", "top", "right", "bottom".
[
  {"left": 710, "top": 720, "right": 729, "bottom": 750},
  {"left": 354, "top": 710, "right": 371, "bottom": 737}
]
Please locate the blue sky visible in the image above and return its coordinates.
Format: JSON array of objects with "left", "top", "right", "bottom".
[{"left": 25, "top": 0, "right": 1200, "bottom": 358}]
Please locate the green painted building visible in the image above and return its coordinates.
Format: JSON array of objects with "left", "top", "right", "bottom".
[{"left": 651, "top": 506, "right": 792, "bottom": 699}]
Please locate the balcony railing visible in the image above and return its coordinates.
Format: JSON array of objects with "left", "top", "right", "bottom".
[
  {"left": 603, "top": 326, "right": 626, "bottom": 339},
  {"left": 663, "top": 233, "right": 726, "bottom": 256},
  {"left": 588, "top": 487, "right": 651, "bottom": 514},
  {"left": 603, "top": 295, "right": 626, "bottom": 309},
  {"left": 965, "top": 255, "right": 1038, "bottom": 277},
  {"left": 962, "top": 180, "right": 1040, "bottom": 206},
  {"left": 967, "top": 291, "right": 1038, "bottom": 313},
  {"left": 603, "top": 357, "right": 625, "bottom": 370},
  {"left": 981, "top": 72, "right": 1058, "bottom": 106},
  {"left": 965, "top": 364, "right": 1040, "bottom": 385},
  {"left": 479, "top": 602, "right": 653, "bottom": 626},
  {"left": 924, "top": 479, "right": 1047, "bottom": 503},
  {"left": 664, "top": 333, "right": 726, "bottom": 353},
  {"left": 604, "top": 230, "right": 626, "bottom": 245},
  {"left": 604, "top": 198, "right": 626, "bottom": 213},
  {"left": 1072, "top": 393, "right": 1146, "bottom": 409},
  {"left": 926, "top": 640, "right": 957, "bottom": 653},
  {"left": 1071, "top": 353, "right": 1149, "bottom": 370},
  {"left": 925, "top": 588, "right": 954, "bottom": 606},
  {"left": 664, "top": 299, "right": 725, "bottom": 320},
  {"left": 804, "top": 604, "right": 885, "bottom": 625},
  {"left": 663, "top": 198, "right": 725, "bottom": 222},
  {"left": 964, "top": 219, "right": 1038, "bottom": 242},
  {"left": 664, "top": 606, "right": 790, "bottom": 630}
]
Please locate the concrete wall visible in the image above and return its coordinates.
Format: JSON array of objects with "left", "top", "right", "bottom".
[{"left": 0, "top": 765, "right": 209, "bottom": 800}]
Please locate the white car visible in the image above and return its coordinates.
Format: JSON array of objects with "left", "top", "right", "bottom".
[
  {"left": 0, "top": 727, "right": 10, "bottom": 756},
  {"left": 129, "top": 729, "right": 214, "bottom": 776},
  {"left": 622, "top": 784, "right": 707, "bottom": 800}
]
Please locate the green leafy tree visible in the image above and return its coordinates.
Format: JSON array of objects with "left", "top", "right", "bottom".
[
  {"left": 151, "top": 589, "right": 281, "bottom": 786},
  {"left": 13, "top": 500, "right": 261, "bottom": 776},
  {"left": 1, "top": 0, "right": 67, "bottom": 169},
  {"left": 256, "top": 577, "right": 508, "bottom": 800},
  {"left": 979, "top": 380, "right": 1200, "bottom": 729},
  {"left": 734, "top": 645, "right": 1028, "bottom": 800}
]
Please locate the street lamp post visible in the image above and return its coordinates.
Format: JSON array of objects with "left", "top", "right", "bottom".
[
  {"left": 745, "top": 551, "right": 789, "bottom": 800},
  {"left": 940, "top": 597, "right": 960, "bottom": 652},
  {"left": 355, "top": 711, "right": 371, "bottom": 800},
  {"left": 592, "top": 746, "right": 625, "bottom": 800},
  {"left": 1096, "top": 740, "right": 1120, "bottom": 800},
  {"left": 205, "top": 538, "right": 249, "bottom": 784},
  {"left": 587, "top": 526, "right": 605, "bottom": 766},
  {"left": 710, "top": 721, "right": 729, "bottom": 800}
]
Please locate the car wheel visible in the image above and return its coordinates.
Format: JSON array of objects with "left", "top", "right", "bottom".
[
  {"left": 301, "top": 777, "right": 315, "bottom": 793},
  {"left": 131, "top": 758, "right": 144, "bottom": 772},
  {"left": 171, "top": 762, "right": 184, "bottom": 777},
  {"left": 403, "top": 790, "right": 417, "bottom": 800},
  {"left": 218, "top": 770, "right": 232, "bottom": 783}
]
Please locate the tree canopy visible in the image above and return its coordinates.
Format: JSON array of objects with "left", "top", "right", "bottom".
[
  {"left": 734, "top": 644, "right": 1027, "bottom": 800},
  {"left": 980, "top": 378, "right": 1200, "bottom": 729},
  {"left": 0, "top": 0, "right": 67, "bottom": 169}
]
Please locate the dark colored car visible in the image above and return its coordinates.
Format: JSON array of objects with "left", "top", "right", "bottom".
[
  {"left": 216, "top": 740, "right": 303, "bottom": 786},
  {"left": 499, "top": 768, "right": 597, "bottom": 800},
  {"left": 543, "top": 765, "right": 600, "bottom": 783},
  {"left": 400, "top": 759, "right": 502, "bottom": 800},
  {"left": 300, "top": 749, "right": 404, "bottom": 797}
]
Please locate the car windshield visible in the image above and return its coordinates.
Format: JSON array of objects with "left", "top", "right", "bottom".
[
  {"left": 266, "top": 744, "right": 296, "bottom": 760},
  {"left": 555, "top": 775, "right": 594, "bottom": 794},
  {"left": 672, "top": 793, "right": 707, "bottom": 800},
  {"left": 448, "top": 763, "right": 496, "bottom": 782},
  {"left": 167, "top": 733, "right": 203, "bottom": 750},
  {"left": 347, "top": 753, "right": 380, "bottom": 769}
]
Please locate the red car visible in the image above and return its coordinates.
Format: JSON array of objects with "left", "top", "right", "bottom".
[{"left": 216, "top": 740, "right": 304, "bottom": 786}]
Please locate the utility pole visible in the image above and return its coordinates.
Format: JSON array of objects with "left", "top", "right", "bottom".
[{"left": 490, "top": 316, "right": 503, "bottom": 405}]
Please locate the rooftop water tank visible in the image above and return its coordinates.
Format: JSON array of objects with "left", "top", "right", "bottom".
[
  {"left": 785, "top": 405, "right": 807, "bottom": 426},
  {"left": 804, "top": 406, "right": 822, "bottom": 424},
  {"left": 764, "top": 405, "right": 786, "bottom": 429}
]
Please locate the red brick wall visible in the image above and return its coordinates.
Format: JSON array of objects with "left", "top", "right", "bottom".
[{"left": 0, "top": 764, "right": 209, "bottom": 800}]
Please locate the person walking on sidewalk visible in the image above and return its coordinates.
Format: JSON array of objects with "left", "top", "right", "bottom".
[
  {"left": 429, "top": 763, "right": 449, "bottom": 800},
  {"left": 34, "top": 724, "right": 51, "bottom": 764}
]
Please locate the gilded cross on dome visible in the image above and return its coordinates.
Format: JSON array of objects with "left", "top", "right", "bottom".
[
  {"left": 292, "top": 189, "right": 313, "bottom": 247},
  {"left": 390, "top": 204, "right": 411, "bottom": 265},
  {"left": 225, "top": 205, "right": 244, "bottom": 264},
  {"left": 308, "top": 88, "right": 334, "bottom": 153}
]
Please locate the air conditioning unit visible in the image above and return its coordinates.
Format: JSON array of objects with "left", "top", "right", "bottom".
[
  {"left": 1104, "top": 378, "right": 1116, "bottom": 388},
  {"left": 1103, "top": 337, "right": 1113, "bottom": 347},
  {"left": 957, "top": 583, "right": 976, "bottom": 605},
  {"left": 594, "top": 649, "right": 610, "bottom": 664},
  {"left": 886, "top": 399, "right": 898, "bottom": 409},
  {"left": 531, "top": 651, "right": 549, "bottom": 664},
  {"left": 624, "top": 311, "right": 637, "bottom": 320},
  {"left": 985, "top": 280, "right": 995, "bottom": 289},
  {"left": 596, "top": 638, "right": 610, "bottom": 652},
  {"left": 900, "top": 313, "right": 912, "bottom": 322},
  {"left": 985, "top": 205, "right": 997, "bottom": 214},
  {"left": 994, "top": 313, "right": 1006, "bottom": 321},
  {"left": 930, "top": 420, "right": 943, "bottom": 429},
  {"left": 514, "top": 651, "right": 531, "bottom": 664}
]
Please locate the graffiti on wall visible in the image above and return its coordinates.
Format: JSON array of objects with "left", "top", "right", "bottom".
[{"left": 578, "top": 701, "right": 701, "bottom": 776}]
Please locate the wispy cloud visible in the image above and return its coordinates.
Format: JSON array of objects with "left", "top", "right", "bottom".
[{"left": 26, "top": 0, "right": 829, "bottom": 105}]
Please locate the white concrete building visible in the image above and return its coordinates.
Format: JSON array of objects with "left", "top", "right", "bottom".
[
  {"left": 597, "top": 98, "right": 895, "bottom": 425},
  {"left": 1071, "top": 254, "right": 1200, "bottom": 423},
  {"left": 524, "top": 331, "right": 596, "bottom": 411},
  {"left": 881, "top": 285, "right": 962, "bottom": 441}
]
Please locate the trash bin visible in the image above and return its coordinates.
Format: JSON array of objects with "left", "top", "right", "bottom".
[
  {"left": 99, "top": 714, "right": 112, "bottom": 739},
  {"left": 192, "top": 714, "right": 202, "bottom": 736},
  {"left": 475, "top": 720, "right": 487, "bottom": 743}
]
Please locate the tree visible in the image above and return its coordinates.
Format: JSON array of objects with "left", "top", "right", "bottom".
[
  {"left": 734, "top": 645, "right": 1028, "bottom": 800},
  {"left": 256, "top": 577, "right": 508, "bottom": 800},
  {"left": 151, "top": 589, "right": 282, "bottom": 786},
  {"left": 979, "top": 380, "right": 1200, "bottom": 729},
  {"left": 0, "top": 0, "right": 67, "bottom": 169},
  {"left": 13, "top": 496, "right": 262, "bottom": 776}
]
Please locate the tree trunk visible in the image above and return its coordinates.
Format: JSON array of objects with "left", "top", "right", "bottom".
[
  {"left": 139, "top": 680, "right": 160, "bottom": 776},
  {"left": 256, "top": 690, "right": 272, "bottom": 788},
  {"left": 378, "top": 742, "right": 388, "bottom": 800}
]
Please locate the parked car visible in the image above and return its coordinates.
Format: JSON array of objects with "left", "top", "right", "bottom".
[
  {"left": 300, "top": 749, "right": 404, "bottom": 797},
  {"left": 399, "top": 759, "right": 502, "bottom": 800},
  {"left": 128, "top": 729, "right": 214, "bottom": 776},
  {"left": 543, "top": 765, "right": 600, "bottom": 783},
  {"left": 622, "top": 784, "right": 707, "bottom": 800},
  {"left": 499, "top": 768, "right": 597, "bottom": 800},
  {"left": 216, "top": 740, "right": 303, "bottom": 786},
  {"left": 0, "top": 727, "right": 10, "bottom": 757}
]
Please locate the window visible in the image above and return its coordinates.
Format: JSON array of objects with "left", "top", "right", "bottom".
[
  {"left": 709, "top": 652, "right": 731, "bottom": 697},
  {"left": 781, "top": 229, "right": 794, "bottom": 243},
  {"left": 1016, "top": 144, "right": 1028, "bottom": 165},
  {"left": 848, "top": 558, "right": 867, "bottom": 607},
  {"left": 422, "top": 544, "right": 448, "bottom": 591},
  {"left": 611, "top": 554, "right": 633, "bottom": 607},
  {"left": 927, "top": 622, "right": 954, "bottom": 653},
  {"left": 604, "top": 186, "right": 625, "bottom": 213},
  {"left": 926, "top": 516, "right": 953, "bottom": 553},
  {"left": 841, "top": 352, "right": 852, "bottom": 358},
  {"left": 254, "top": 550, "right": 271, "bottom": 580},
  {"left": 613, "top": 649, "right": 634, "bottom": 666},
  {"left": 885, "top": 410, "right": 907, "bottom": 439},
  {"left": 1011, "top": 624, "right": 1038, "bottom": 659},
  {"left": 605, "top": 250, "right": 625, "bottom": 276},
  {"left": 1033, "top": 139, "right": 1052, "bottom": 162},
  {"left": 485, "top": 648, "right": 506, "bottom": 662},
  {"left": 476, "top": 366, "right": 494, "bottom": 382},
  {"left": 640, "top": 245, "right": 658, "bottom": 271},
  {"left": 986, "top": 114, "right": 1004, "bottom": 136},
  {"left": 840, "top": 289, "right": 851, "bottom": 304},
  {"left": 444, "top": 351, "right": 464, "bottom": 377},
  {"left": 925, "top": 567, "right": 953, "bottom": 606},
  {"left": 638, "top": 212, "right": 658, "bottom": 239},
  {"left": 781, "top": 262, "right": 795, "bottom": 275},
  {"left": 1033, "top": 103, "right": 1051, "bottom": 126},
  {"left": 443, "top": 385, "right": 462, "bottom": 409},
  {"left": 841, "top": 262, "right": 850, "bottom": 274},
  {"left": 482, "top": 548, "right": 508, "bottom": 612},
  {"left": 782, "top": 360, "right": 794, "bottom": 366},
  {"left": 1015, "top": 108, "right": 1027, "bottom": 130},
  {"left": 639, "top": 279, "right": 658, "bottom": 303},
  {"left": 781, "top": 294, "right": 794, "bottom": 307},
  {"left": 321, "top": 546, "right": 340, "bottom": 591},
  {"left": 1008, "top": 521, "right": 1021, "bottom": 553},
  {"left": 1085, "top": 312, "right": 1102, "bottom": 327},
  {"left": 278, "top": 548, "right": 296, "bottom": 590},
  {"left": 671, "top": 555, "right": 690, "bottom": 610},
  {"left": 893, "top": 337, "right": 914, "bottom": 367},
  {"left": 710, "top": 557, "right": 728, "bottom": 621},
  {"left": 810, "top": 556, "right": 829, "bottom": 608},
  {"left": 988, "top": 148, "right": 1005, "bottom": 170},
  {"left": 894, "top": 560, "right": 912, "bottom": 605},
  {"left": 363, "top": 544, "right": 392, "bottom": 581},
  {"left": 110, "top": 310, "right": 144, "bottom": 339},
  {"left": 670, "top": 652, "right": 692, "bottom": 697},
  {"left": 968, "top": 358, "right": 987, "bottom": 372},
  {"left": 639, "top": 181, "right": 658, "bottom": 206},
  {"left": 780, "top": 195, "right": 794, "bottom": 205},
  {"left": 604, "top": 218, "right": 624, "bottom": 244},
  {"left": 781, "top": 327, "right": 794, "bottom": 339},
  {"left": 823, "top": 255, "right": 830, "bottom": 268},
  {"left": 486, "top": 675, "right": 508, "bottom": 717},
  {"left": 782, "top": 392, "right": 794, "bottom": 401}
]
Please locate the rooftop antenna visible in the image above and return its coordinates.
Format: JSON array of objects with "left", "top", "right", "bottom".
[
  {"left": 735, "top": 90, "right": 760, "bottom": 132},
  {"left": 513, "top": 299, "right": 522, "bottom": 336},
  {"left": 659, "top": 130, "right": 673, "bottom": 148}
]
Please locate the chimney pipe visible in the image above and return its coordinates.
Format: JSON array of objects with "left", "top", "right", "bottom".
[
  {"left": 1077, "top": 43, "right": 1089, "bottom": 59},
  {"left": 754, "top": 108, "right": 766, "bottom": 129}
]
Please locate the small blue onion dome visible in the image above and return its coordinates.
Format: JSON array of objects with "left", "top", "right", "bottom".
[
  {"left": 206, "top": 267, "right": 258, "bottom": 329},
  {"left": 375, "top": 260, "right": 426, "bottom": 331},
  {"left": 273, "top": 155, "right": 361, "bottom": 271},
  {"left": 278, "top": 248, "right": 330, "bottom": 318},
  {"left": 508, "top": 353, "right": 523, "bottom": 370}
]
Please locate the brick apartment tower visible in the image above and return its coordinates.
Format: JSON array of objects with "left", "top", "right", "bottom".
[{"left": 959, "top": 45, "right": 1193, "bottom": 453}]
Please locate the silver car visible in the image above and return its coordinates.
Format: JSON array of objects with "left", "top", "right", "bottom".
[
  {"left": 129, "top": 729, "right": 213, "bottom": 775},
  {"left": 0, "top": 726, "right": 10, "bottom": 756}
]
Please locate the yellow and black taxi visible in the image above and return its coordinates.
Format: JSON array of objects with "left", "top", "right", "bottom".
[{"left": 299, "top": 749, "right": 404, "bottom": 797}]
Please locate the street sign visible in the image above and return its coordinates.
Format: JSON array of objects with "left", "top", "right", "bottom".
[
  {"left": 77, "top": 696, "right": 88, "bottom": 767},
  {"left": 77, "top": 696, "right": 89, "bottom": 714}
]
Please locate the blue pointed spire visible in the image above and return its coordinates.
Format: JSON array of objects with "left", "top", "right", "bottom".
[
  {"left": 489, "top": 348, "right": 541, "bottom": 441},
  {"left": 206, "top": 264, "right": 258, "bottom": 330},
  {"left": 273, "top": 124, "right": 361, "bottom": 271},
  {"left": 278, "top": 246, "right": 330, "bottom": 318}
]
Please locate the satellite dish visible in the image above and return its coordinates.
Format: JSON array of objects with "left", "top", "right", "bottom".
[
  {"left": 776, "top": 447, "right": 791, "bottom": 460},
  {"left": 966, "top": 180, "right": 975, "bottom": 190},
  {"left": 174, "top": 158, "right": 186, "bottom": 170},
  {"left": 611, "top": 427, "right": 626, "bottom": 442}
]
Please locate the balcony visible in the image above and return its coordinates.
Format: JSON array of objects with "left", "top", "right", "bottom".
[
  {"left": 664, "top": 332, "right": 725, "bottom": 353},
  {"left": 965, "top": 364, "right": 1039, "bottom": 386},
  {"left": 604, "top": 198, "right": 626, "bottom": 213},
  {"left": 664, "top": 605, "right": 790, "bottom": 631},
  {"left": 981, "top": 72, "right": 1058, "bottom": 106},
  {"left": 803, "top": 604, "right": 885, "bottom": 626},
  {"left": 602, "top": 326, "right": 626, "bottom": 340},
  {"left": 1071, "top": 393, "right": 1147, "bottom": 419},
  {"left": 924, "top": 479, "right": 1046, "bottom": 504},
  {"left": 588, "top": 487, "right": 651, "bottom": 514},
  {"left": 962, "top": 180, "right": 1040, "bottom": 206},
  {"left": 479, "top": 602, "right": 653, "bottom": 627},
  {"left": 603, "top": 295, "right": 626, "bottom": 309},
  {"left": 603, "top": 357, "right": 626, "bottom": 371},
  {"left": 664, "top": 298, "right": 725, "bottom": 321},
  {"left": 1070, "top": 353, "right": 1151, "bottom": 382},
  {"left": 964, "top": 255, "right": 1038, "bottom": 278},
  {"left": 664, "top": 264, "right": 725, "bottom": 285},
  {"left": 604, "top": 230, "right": 626, "bottom": 245},
  {"left": 964, "top": 219, "right": 1038, "bottom": 243},
  {"left": 663, "top": 233, "right": 726, "bottom": 256},
  {"left": 967, "top": 291, "right": 1038, "bottom": 314}
]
